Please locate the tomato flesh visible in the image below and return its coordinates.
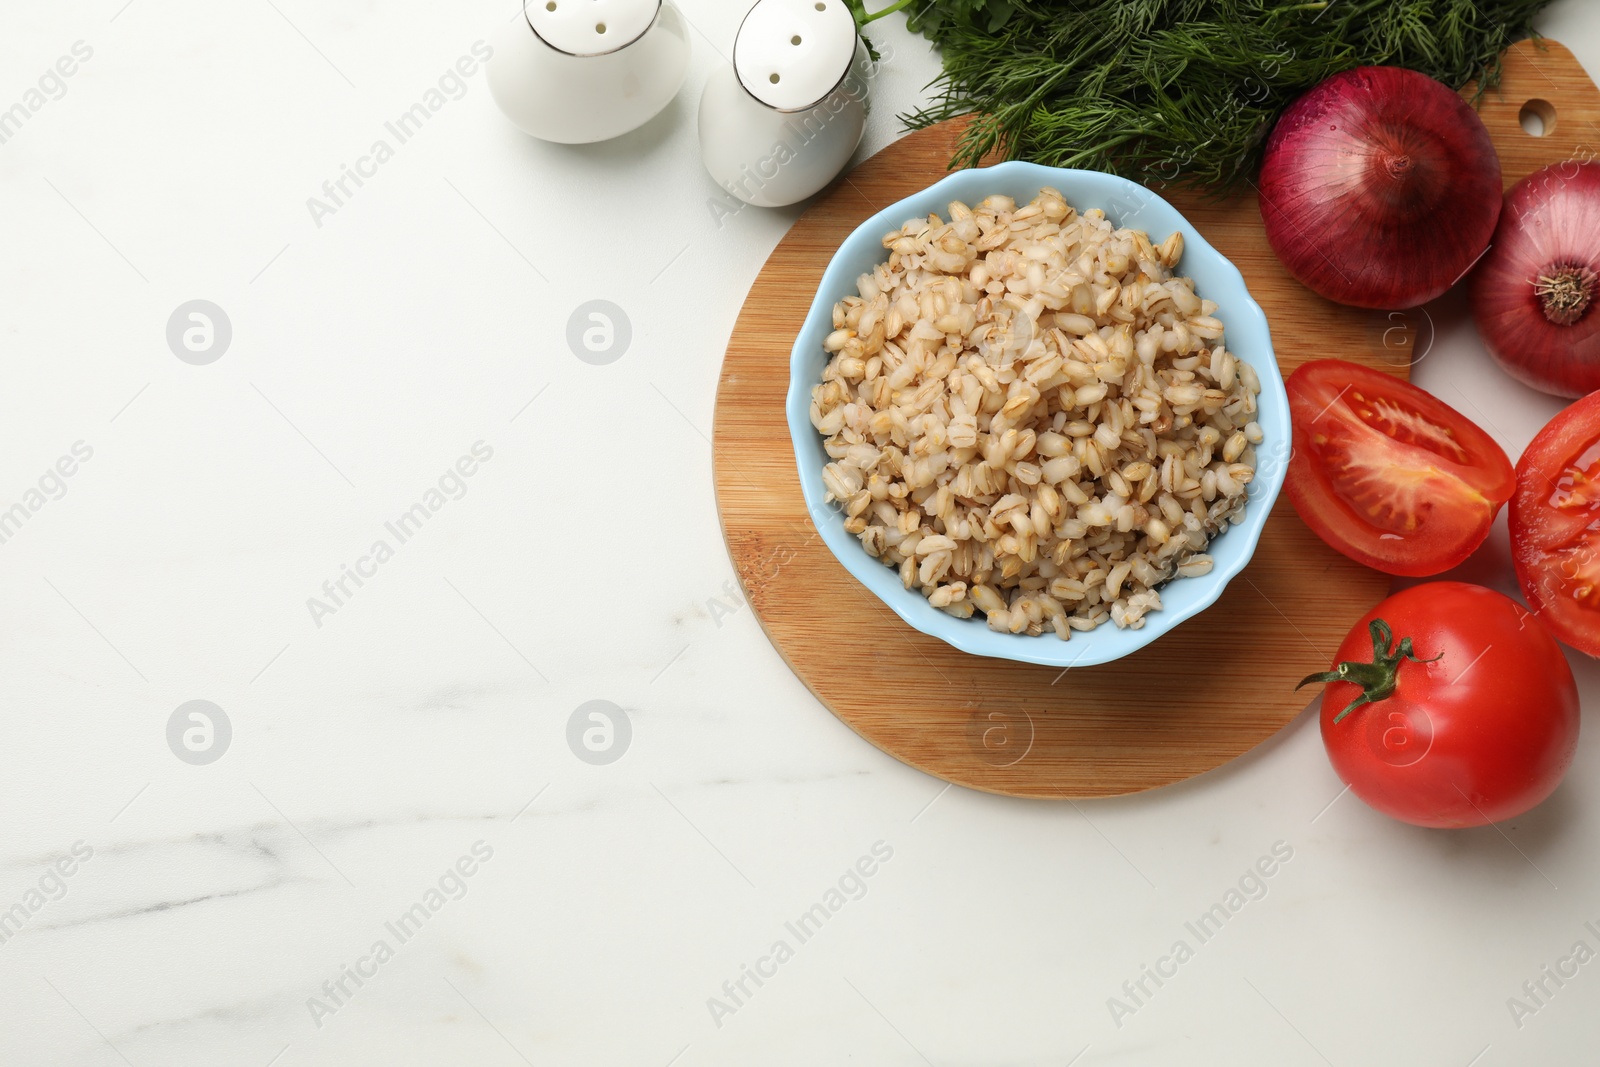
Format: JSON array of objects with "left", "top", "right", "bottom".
[
  {"left": 1317, "top": 420, "right": 1454, "bottom": 535},
  {"left": 1287, "top": 360, "right": 1514, "bottom": 576},
  {"left": 1318, "top": 582, "right": 1579, "bottom": 828},
  {"left": 1352, "top": 388, "right": 1474, "bottom": 461},
  {"left": 1511, "top": 390, "right": 1600, "bottom": 655}
]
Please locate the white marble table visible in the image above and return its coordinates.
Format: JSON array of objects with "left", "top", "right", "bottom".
[{"left": 3, "top": 2, "right": 1600, "bottom": 1063}]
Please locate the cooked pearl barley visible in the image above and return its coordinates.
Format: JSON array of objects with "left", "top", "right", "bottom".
[{"left": 809, "top": 189, "right": 1260, "bottom": 637}]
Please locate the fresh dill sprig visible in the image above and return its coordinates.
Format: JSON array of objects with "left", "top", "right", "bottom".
[{"left": 899, "top": 0, "right": 1554, "bottom": 188}]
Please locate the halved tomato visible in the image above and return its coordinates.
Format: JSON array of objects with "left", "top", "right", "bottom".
[
  {"left": 1286, "top": 360, "right": 1515, "bottom": 576},
  {"left": 1511, "top": 390, "right": 1600, "bottom": 657}
]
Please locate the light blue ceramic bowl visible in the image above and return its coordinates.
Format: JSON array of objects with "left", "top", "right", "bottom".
[{"left": 785, "top": 160, "right": 1289, "bottom": 668}]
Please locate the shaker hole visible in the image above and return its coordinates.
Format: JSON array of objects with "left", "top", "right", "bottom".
[
  {"left": 791, "top": 34, "right": 802, "bottom": 44},
  {"left": 545, "top": 1, "right": 556, "bottom": 8},
  {"left": 769, "top": 73, "right": 780, "bottom": 83},
  {"left": 596, "top": 20, "right": 606, "bottom": 31},
  {"left": 814, "top": 2, "right": 825, "bottom": 8}
]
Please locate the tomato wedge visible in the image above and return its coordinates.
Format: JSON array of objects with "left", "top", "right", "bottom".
[
  {"left": 1511, "top": 390, "right": 1600, "bottom": 657},
  {"left": 1286, "top": 360, "right": 1514, "bottom": 576}
]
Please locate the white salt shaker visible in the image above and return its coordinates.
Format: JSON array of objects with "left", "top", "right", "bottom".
[
  {"left": 698, "top": 0, "right": 868, "bottom": 207},
  {"left": 488, "top": 0, "right": 690, "bottom": 144}
]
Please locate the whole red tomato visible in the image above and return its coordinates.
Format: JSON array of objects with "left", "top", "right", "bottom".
[{"left": 1304, "top": 582, "right": 1579, "bottom": 828}]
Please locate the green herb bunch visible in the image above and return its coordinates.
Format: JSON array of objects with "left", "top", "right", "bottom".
[{"left": 899, "top": 0, "right": 1554, "bottom": 188}]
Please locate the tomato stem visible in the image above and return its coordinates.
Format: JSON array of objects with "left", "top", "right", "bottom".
[{"left": 1296, "top": 619, "right": 1441, "bottom": 724}]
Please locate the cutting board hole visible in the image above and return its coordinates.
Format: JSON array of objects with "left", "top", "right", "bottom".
[{"left": 1520, "top": 99, "right": 1557, "bottom": 137}]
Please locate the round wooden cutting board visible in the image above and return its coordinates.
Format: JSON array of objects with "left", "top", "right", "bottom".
[{"left": 712, "top": 40, "right": 1599, "bottom": 798}]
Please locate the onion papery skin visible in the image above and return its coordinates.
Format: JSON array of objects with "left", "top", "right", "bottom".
[
  {"left": 1259, "top": 67, "right": 1502, "bottom": 311},
  {"left": 1470, "top": 163, "right": 1600, "bottom": 398}
]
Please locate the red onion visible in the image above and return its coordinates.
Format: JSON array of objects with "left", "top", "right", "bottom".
[
  {"left": 1470, "top": 163, "right": 1600, "bottom": 397},
  {"left": 1258, "top": 66, "right": 1502, "bottom": 310}
]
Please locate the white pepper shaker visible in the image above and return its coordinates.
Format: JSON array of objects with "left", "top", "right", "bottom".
[
  {"left": 697, "top": 0, "right": 868, "bottom": 207},
  {"left": 488, "top": 0, "right": 690, "bottom": 144}
]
